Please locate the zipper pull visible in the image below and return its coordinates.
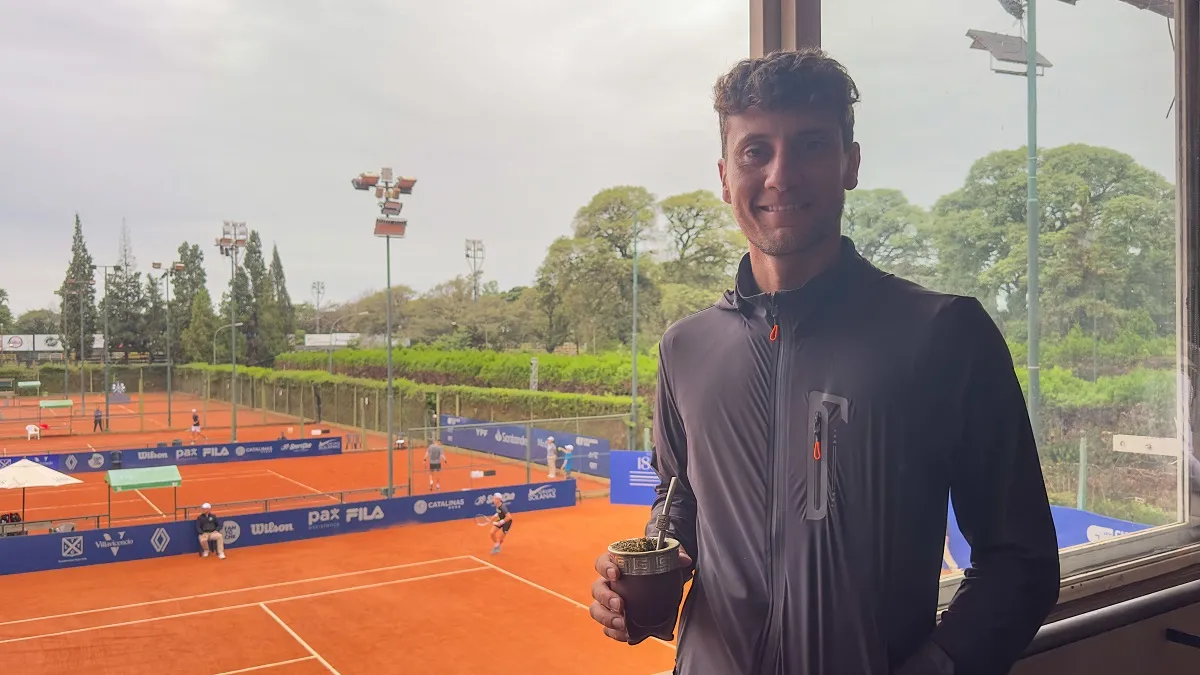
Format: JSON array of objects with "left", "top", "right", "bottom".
[
  {"left": 813, "top": 412, "right": 823, "bottom": 460},
  {"left": 768, "top": 294, "right": 780, "bottom": 342}
]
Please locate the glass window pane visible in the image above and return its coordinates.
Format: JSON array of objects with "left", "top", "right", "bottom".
[{"left": 823, "top": 0, "right": 1188, "bottom": 574}]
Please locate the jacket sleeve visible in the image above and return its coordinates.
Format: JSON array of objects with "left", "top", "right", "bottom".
[
  {"left": 925, "top": 298, "right": 1061, "bottom": 675},
  {"left": 195, "top": 517, "right": 204, "bottom": 534},
  {"left": 644, "top": 341, "right": 698, "bottom": 561}
]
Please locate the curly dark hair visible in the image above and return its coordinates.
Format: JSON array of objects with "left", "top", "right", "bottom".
[{"left": 713, "top": 48, "right": 861, "bottom": 156}]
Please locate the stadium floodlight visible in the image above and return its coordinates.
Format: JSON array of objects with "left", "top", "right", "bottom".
[
  {"left": 349, "top": 167, "right": 417, "bottom": 498},
  {"left": 216, "top": 221, "right": 249, "bottom": 441},
  {"left": 1117, "top": 0, "right": 1174, "bottom": 18}
]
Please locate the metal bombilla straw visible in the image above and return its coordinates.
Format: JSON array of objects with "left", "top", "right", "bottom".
[{"left": 655, "top": 476, "right": 680, "bottom": 550}]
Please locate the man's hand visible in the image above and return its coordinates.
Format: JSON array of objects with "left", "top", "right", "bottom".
[{"left": 588, "top": 546, "right": 692, "bottom": 642}]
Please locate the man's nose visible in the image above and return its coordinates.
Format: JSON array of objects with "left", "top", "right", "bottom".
[{"left": 763, "top": 150, "right": 802, "bottom": 192}]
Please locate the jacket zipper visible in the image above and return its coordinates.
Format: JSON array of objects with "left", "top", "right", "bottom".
[
  {"left": 809, "top": 409, "right": 826, "bottom": 518},
  {"left": 761, "top": 294, "right": 788, "bottom": 673}
]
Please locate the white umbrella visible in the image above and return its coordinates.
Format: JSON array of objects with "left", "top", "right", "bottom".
[{"left": 0, "top": 458, "right": 83, "bottom": 522}]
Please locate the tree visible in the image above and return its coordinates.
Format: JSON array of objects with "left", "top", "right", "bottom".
[
  {"left": 929, "top": 144, "right": 1175, "bottom": 341},
  {"left": 56, "top": 214, "right": 98, "bottom": 361},
  {"left": 841, "top": 189, "right": 935, "bottom": 285},
  {"left": 572, "top": 186, "right": 657, "bottom": 259},
  {"left": 658, "top": 190, "right": 742, "bottom": 288},
  {"left": 219, "top": 266, "right": 253, "bottom": 363},
  {"left": 142, "top": 273, "right": 167, "bottom": 359},
  {"left": 179, "top": 287, "right": 218, "bottom": 364},
  {"left": 169, "top": 242, "right": 207, "bottom": 360},
  {"left": 13, "top": 309, "right": 60, "bottom": 334},
  {"left": 241, "top": 230, "right": 281, "bottom": 365},
  {"left": 100, "top": 223, "right": 146, "bottom": 359},
  {"left": 0, "top": 289, "right": 12, "bottom": 333},
  {"left": 269, "top": 245, "right": 295, "bottom": 337}
]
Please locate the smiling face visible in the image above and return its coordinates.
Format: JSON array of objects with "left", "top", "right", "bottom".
[{"left": 719, "top": 105, "right": 860, "bottom": 259}]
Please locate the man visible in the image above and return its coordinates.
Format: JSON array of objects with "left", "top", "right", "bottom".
[
  {"left": 484, "top": 492, "right": 512, "bottom": 555},
  {"left": 195, "top": 502, "right": 226, "bottom": 559},
  {"left": 190, "top": 409, "right": 205, "bottom": 442},
  {"left": 588, "top": 49, "right": 1060, "bottom": 675},
  {"left": 545, "top": 435, "right": 557, "bottom": 479},
  {"left": 93, "top": 406, "right": 103, "bottom": 432},
  {"left": 425, "top": 439, "right": 447, "bottom": 491}
]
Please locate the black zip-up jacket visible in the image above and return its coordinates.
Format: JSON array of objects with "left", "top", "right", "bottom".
[
  {"left": 196, "top": 513, "right": 220, "bottom": 534},
  {"left": 646, "top": 238, "right": 1060, "bottom": 675}
]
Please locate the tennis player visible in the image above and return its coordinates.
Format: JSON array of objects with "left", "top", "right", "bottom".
[
  {"left": 425, "top": 440, "right": 447, "bottom": 491},
  {"left": 189, "top": 409, "right": 204, "bottom": 441},
  {"left": 486, "top": 493, "right": 512, "bottom": 555},
  {"left": 560, "top": 444, "right": 574, "bottom": 478}
]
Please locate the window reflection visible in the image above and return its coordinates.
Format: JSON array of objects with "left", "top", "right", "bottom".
[{"left": 824, "top": 0, "right": 1183, "bottom": 558}]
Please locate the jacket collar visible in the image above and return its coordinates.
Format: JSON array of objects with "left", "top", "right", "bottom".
[{"left": 718, "top": 236, "right": 888, "bottom": 316}]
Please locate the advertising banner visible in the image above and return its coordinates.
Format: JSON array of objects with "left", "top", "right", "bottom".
[
  {"left": 439, "top": 415, "right": 611, "bottom": 478},
  {"left": 1, "top": 438, "right": 344, "bottom": 476},
  {"left": 609, "top": 450, "right": 659, "bottom": 506},
  {"left": 944, "top": 503, "right": 1151, "bottom": 572},
  {"left": 0, "top": 479, "right": 577, "bottom": 576},
  {"left": 0, "top": 335, "right": 34, "bottom": 352}
]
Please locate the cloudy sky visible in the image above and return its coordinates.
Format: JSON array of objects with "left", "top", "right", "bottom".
[{"left": 0, "top": 0, "right": 1178, "bottom": 314}]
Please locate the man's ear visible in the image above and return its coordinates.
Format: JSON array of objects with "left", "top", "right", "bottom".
[
  {"left": 843, "top": 141, "right": 861, "bottom": 191},
  {"left": 718, "top": 158, "right": 732, "bottom": 204}
]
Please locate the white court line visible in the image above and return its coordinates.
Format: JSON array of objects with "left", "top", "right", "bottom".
[
  {"left": 117, "top": 404, "right": 167, "bottom": 429},
  {"left": 265, "top": 469, "right": 338, "bottom": 504},
  {"left": 0, "top": 555, "right": 474, "bottom": 627},
  {"left": 11, "top": 499, "right": 139, "bottom": 513},
  {"left": 0, "top": 566, "right": 487, "bottom": 645},
  {"left": 213, "top": 656, "right": 316, "bottom": 675},
  {"left": 259, "top": 604, "right": 340, "bottom": 675},
  {"left": 134, "top": 489, "right": 164, "bottom": 516},
  {"left": 468, "top": 556, "right": 678, "bottom": 652}
]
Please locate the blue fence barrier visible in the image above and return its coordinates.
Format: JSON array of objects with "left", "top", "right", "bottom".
[
  {"left": 440, "top": 415, "right": 611, "bottom": 479},
  {"left": 0, "top": 437, "right": 344, "bottom": 475},
  {"left": 944, "top": 503, "right": 1151, "bottom": 571},
  {"left": 610, "top": 450, "right": 658, "bottom": 505},
  {"left": 0, "top": 479, "right": 577, "bottom": 576}
]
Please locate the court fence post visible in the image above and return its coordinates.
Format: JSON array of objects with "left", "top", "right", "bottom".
[
  {"left": 525, "top": 422, "right": 533, "bottom": 485},
  {"left": 138, "top": 368, "right": 145, "bottom": 432},
  {"left": 203, "top": 371, "right": 210, "bottom": 428},
  {"left": 299, "top": 383, "right": 305, "bottom": 439},
  {"left": 261, "top": 379, "right": 267, "bottom": 425}
]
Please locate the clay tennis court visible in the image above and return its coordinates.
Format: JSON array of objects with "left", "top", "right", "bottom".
[{"left": 0, "top": 500, "right": 677, "bottom": 675}]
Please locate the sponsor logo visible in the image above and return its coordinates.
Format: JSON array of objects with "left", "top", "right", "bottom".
[
  {"left": 1086, "top": 525, "right": 1132, "bottom": 543},
  {"left": 221, "top": 521, "right": 242, "bottom": 545},
  {"left": 630, "top": 454, "right": 658, "bottom": 487},
  {"left": 96, "top": 531, "right": 133, "bottom": 557},
  {"left": 493, "top": 430, "right": 526, "bottom": 446},
  {"left": 413, "top": 500, "right": 428, "bottom": 515},
  {"left": 444, "top": 416, "right": 467, "bottom": 425},
  {"left": 61, "top": 535, "right": 85, "bottom": 558},
  {"left": 44, "top": 336, "right": 60, "bottom": 347},
  {"left": 64, "top": 455, "right": 78, "bottom": 471},
  {"left": 574, "top": 436, "right": 600, "bottom": 448},
  {"left": 474, "top": 428, "right": 490, "bottom": 438},
  {"left": 250, "top": 521, "right": 295, "bottom": 536},
  {"left": 307, "top": 508, "right": 341, "bottom": 530},
  {"left": 317, "top": 439, "right": 340, "bottom": 451},
  {"left": 423, "top": 498, "right": 465, "bottom": 511},
  {"left": 176, "top": 448, "right": 199, "bottom": 460},
  {"left": 201, "top": 447, "right": 229, "bottom": 458},
  {"left": 0, "top": 458, "right": 10, "bottom": 468},
  {"left": 283, "top": 441, "right": 314, "bottom": 452},
  {"left": 235, "top": 446, "right": 245, "bottom": 457},
  {"left": 475, "top": 492, "right": 515, "bottom": 507},
  {"left": 150, "top": 527, "right": 171, "bottom": 553},
  {"left": 527, "top": 485, "right": 558, "bottom": 502},
  {"left": 139, "top": 450, "right": 169, "bottom": 461},
  {"left": 346, "top": 505, "right": 385, "bottom": 523},
  {"left": 6, "top": 336, "right": 23, "bottom": 349},
  {"left": 88, "top": 453, "right": 105, "bottom": 469}
]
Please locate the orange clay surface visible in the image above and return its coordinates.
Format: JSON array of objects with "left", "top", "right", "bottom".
[
  {"left": 0, "top": 499, "right": 677, "bottom": 675},
  {"left": 0, "top": 393, "right": 607, "bottom": 527}
]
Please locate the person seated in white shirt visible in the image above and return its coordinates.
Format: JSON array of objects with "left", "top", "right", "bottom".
[{"left": 25, "top": 424, "right": 40, "bottom": 441}]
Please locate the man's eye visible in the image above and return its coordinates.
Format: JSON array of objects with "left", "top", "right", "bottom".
[{"left": 805, "top": 140, "right": 825, "bottom": 151}]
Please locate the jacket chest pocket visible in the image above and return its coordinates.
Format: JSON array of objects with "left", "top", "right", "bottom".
[{"left": 806, "top": 391, "right": 848, "bottom": 521}]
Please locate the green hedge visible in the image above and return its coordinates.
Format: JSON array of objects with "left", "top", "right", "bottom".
[
  {"left": 275, "top": 347, "right": 656, "bottom": 397},
  {"left": 176, "top": 363, "right": 648, "bottom": 447}
]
